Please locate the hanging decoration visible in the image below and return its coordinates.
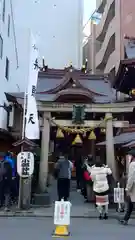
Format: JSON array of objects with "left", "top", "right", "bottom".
[
  {"left": 72, "top": 105, "right": 85, "bottom": 124},
  {"left": 88, "top": 130, "right": 96, "bottom": 140},
  {"left": 72, "top": 134, "right": 82, "bottom": 145},
  {"left": 47, "top": 115, "right": 113, "bottom": 141},
  {"left": 101, "top": 128, "right": 106, "bottom": 133},
  {"left": 56, "top": 128, "right": 64, "bottom": 138},
  {"left": 130, "top": 89, "right": 135, "bottom": 96}
]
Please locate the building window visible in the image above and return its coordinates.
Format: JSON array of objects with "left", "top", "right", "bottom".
[
  {"left": 5, "top": 57, "right": 9, "bottom": 80},
  {"left": 7, "top": 14, "right": 10, "bottom": 37},
  {"left": 0, "top": 35, "right": 3, "bottom": 58},
  {"left": 2, "top": 0, "right": 5, "bottom": 22}
]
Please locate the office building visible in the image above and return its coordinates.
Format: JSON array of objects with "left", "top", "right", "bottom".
[
  {"left": 84, "top": 0, "right": 135, "bottom": 80},
  {"left": 0, "top": 0, "right": 20, "bottom": 135}
]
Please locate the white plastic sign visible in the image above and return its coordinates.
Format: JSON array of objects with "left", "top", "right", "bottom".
[
  {"left": 17, "top": 151, "right": 34, "bottom": 178},
  {"left": 114, "top": 185, "right": 124, "bottom": 203},
  {"left": 54, "top": 199, "right": 71, "bottom": 225}
]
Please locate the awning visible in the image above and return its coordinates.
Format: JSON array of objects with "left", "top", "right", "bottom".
[
  {"left": 96, "top": 132, "right": 135, "bottom": 146},
  {"left": 122, "top": 140, "right": 135, "bottom": 148}
]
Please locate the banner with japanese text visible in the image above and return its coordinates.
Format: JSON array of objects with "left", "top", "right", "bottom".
[{"left": 25, "top": 33, "right": 40, "bottom": 139}]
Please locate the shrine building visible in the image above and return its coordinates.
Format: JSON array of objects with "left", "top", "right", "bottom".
[{"left": 5, "top": 65, "right": 135, "bottom": 191}]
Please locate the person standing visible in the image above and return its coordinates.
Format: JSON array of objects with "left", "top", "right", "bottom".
[
  {"left": 74, "top": 156, "right": 83, "bottom": 192},
  {"left": 54, "top": 153, "right": 73, "bottom": 201},
  {"left": 87, "top": 159, "right": 112, "bottom": 219},
  {"left": 119, "top": 149, "right": 135, "bottom": 225},
  {"left": 3, "top": 160, "right": 13, "bottom": 211},
  {"left": 4, "top": 152, "right": 16, "bottom": 178},
  {"left": 0, "top": 159, "right": 6, "bottom": 207},
  {"left": 82, "top": 162, "right": 93, "bottom": 202},
  {"left": 87, "top": 154, "right": 94, "bottom": 166},
  {"left": 4, "top": 152, "right": 17, "bottom": 203}
]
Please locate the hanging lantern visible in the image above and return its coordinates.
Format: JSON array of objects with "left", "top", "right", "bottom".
[
  {"left": 101, "top": 128, "right": 106, "bottom": 133},
  {"left": 88, "top": 130, "right": 96, "bottom": 140},
  {"left": 56, "top": 128, "right": 64, "bottom": 138},
  {"left": 72, "top": 134, "right": 82, "bottom": 145},
  {"left": 104, "top": 115, "right": 113, "bottom": 121},
  {"left": 131, "top": 89, "right": 135, "bottom": 95},
  {"left": 83, "top": 132, "right": 86, "bottom": 137}
]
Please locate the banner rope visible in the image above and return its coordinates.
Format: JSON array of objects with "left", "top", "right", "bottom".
[{"left": 45, "top": 115, "right": 113, "bottom": 134}]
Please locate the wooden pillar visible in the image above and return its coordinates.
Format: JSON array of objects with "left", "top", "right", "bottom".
[
  {"left": 39, "top": 112, "right": 50, "bottom": 192},
  {"left": 105, "top": 113, "right": 116, "bottom": 179},
  {"left": 91, "top": 140, "right": 96, "bottom": 160}
]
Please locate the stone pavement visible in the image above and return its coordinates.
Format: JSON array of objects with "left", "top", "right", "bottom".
[
  {"left": 0, "top": 217, "right": 135, "bottom": 240},
  {"left": 0, "top": 180, "right": 133, "bottom": 218}
]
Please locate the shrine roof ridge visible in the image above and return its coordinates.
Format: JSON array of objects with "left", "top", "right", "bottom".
[
  {"left": 38, "top": 67, "right": 107, "bottom": 80},
  {"left": 113, "top": 58, "right": 135, "bottom": 94},
  {"left": 5, "top": 67, "right": 115, "bottom": 104}
]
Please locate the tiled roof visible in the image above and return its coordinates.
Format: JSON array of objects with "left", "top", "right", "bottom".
[
  {"left": 79, "top": 80, "right": 115, "bottom": 102},
  {"left": 5, "top": 68, "right": 115, "bottom": 104},
  {"left": 37, "top": 78, "right": 63, "bottom": 92},
  {"left": 122, "top": 140, "right": 135, "bottom": 148},
  {"left": 97, "top": 131, "right": 135, "bottom": 146}
]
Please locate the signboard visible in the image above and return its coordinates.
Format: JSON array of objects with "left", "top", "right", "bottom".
[
  {"left": 54, "top": 200, "right": 71, "bottom": 226},
  {"left": 17, "top": 152, "right": 34, "bottom": 178},
  {"left": 72, "top": 105, "right": 85, "bottom": 124}
]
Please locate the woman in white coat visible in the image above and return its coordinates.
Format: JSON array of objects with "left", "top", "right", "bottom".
[{"left": 87, "top": 159, "right": 112, "bottom": 219}]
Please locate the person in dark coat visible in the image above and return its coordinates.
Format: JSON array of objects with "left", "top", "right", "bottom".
[
  {"left": 81, "top": 156, "right": 93, "bottom": 203},
  {"left": 74, "top": 156, "right": 83, "bottom": 191},
  {"left": 4, "top": 152, "right": 17, "bottom": 203},
  {"left": 54, "top": 153, "right": 73, "bottom": 201},
  {"left": 81, "top": 162, "right": 91, "bottom": 202},
  {"left": 87, "top": 154, "right": 94, "bottom": 166},
  {"left": 3, "top": 160, "right": 13, "bottom": 210},
  {"left": 0, "top": 160, "right": 6, "bottom": 207}
]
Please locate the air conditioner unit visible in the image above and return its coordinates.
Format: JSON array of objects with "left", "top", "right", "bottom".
[{"left": 8, "top": 105, "right": 14, "bottom": 127}]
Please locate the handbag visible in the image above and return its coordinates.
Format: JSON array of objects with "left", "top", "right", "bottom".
[
  {"left": 83, "top": 170, "right": 92, "bottom": 181},
  {"left": 53, "top": 168, "right": 60, "bottom": 179}
]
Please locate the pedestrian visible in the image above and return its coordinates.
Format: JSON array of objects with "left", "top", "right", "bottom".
[
  {"left": 54, "top": 153, "right": 73, "bottom": 201},
  {"left": 74, "top": 155, "right": 83, "bottom": 192},
  {"left": 4, "top": 152, "right": 16, "bottom": 178},
  {"left": 87, "top": 154, "right": 94, "bottom": 166},
  {"left": 3, "top": 160, "right": 12, "bottom": 211},
  {"left": 87, "top": 159, "right": 112, "bottom": 219},
  {"left": 0, "top": 159, "right": 6, "bottom": 207},
  {"left": 82, "top": 162, "right": 93, "bottom": 202},
  {"left": 119, "top": 149, "right": 135, "bottom": 225},
  {"left": 4, "top": 152, "right": 17, "bottom": 203}
]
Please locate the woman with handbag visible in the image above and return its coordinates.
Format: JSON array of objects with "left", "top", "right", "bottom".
[{"left": 87, "top": 159, "right": 112, "bottom": 219}]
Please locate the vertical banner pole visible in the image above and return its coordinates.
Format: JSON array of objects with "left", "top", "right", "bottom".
[
  {"left": 18, "top": 91, "right": 28, "bottom": 209},
  {"left": 18, "top": 31, "right": 39, "bottom": 209}
]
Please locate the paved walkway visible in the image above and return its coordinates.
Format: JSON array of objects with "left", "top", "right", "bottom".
[
  {"left": 0, "top": 180, "right": 126, "bottom": 218},
  {"left": 1, "top": 218, "right": 135, "bottom": 240}
]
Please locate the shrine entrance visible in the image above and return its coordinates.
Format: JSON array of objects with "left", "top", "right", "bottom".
[
  {"left": 5, "top": 66, "right": 134, "bottom": 192},
  {"left": 50, "top": 126, "right": 103, "bottom": 159}
]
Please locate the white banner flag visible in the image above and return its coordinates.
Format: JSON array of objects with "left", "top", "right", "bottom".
[{"left": 25, "top": 33, "right": 39, "bottom": 139}]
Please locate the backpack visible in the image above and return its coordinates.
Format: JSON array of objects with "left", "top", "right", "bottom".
[
  {"left": 53, "top": 167, "right": 60, "bottom": 179},
  {"left": 0, "top": 161, "right": 6, "bottom": 181},
  {"left": 3, "top": 161, "right": 12, "bottom": 180}
]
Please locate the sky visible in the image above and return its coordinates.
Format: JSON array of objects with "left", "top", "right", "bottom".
[
  {"left": 83, "top": 0, "right": 96, "bottom": 24},
  {"left": 83, "top": 0, "right": 96, "bottom": 41}
]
